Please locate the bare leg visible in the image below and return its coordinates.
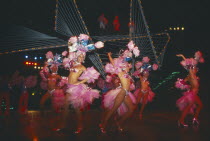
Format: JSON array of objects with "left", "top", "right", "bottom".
[
  {"left": 75, "top": 108, "right": 83, "bottom": 133},
  {"left": 179, "top": 103, "right": 194, "bottom": 124},
  {"left": 40, "top": 92, "right": 51, "bottom": 116},
  {"left": 136, "top": 89, "right": 143, "bottom": 103},
  {"left": 101, "top": 89, "right": 126, "bottom": 129},
  {"left": 139, "top": 93, "right": 149, "bottom": 119},
  {"left": 117, "top": 96, "right": 136, "bottom": 129},
  {"left": 59, "top": 93, "right": 70, "bottom": 129},
  {"left": 22, "top": 92, "right": 29, "bottom": 114},
  {"left": 194, "top": 95, "right": 203, "bottom": 119},
  {"left": 18, "top": 92, "right": 28, "bottom": 114},
  {"left": 101, "top": 109, "right": 109, "bottom": 124}
]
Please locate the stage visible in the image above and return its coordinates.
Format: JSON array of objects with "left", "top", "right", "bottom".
[{"left": 0, "top": 109, "right": 209, "bottom": 141}]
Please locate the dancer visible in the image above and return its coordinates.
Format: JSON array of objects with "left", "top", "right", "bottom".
[
  {"left": 113, "top": 16, "right": 120, "bottom": 31},
  {"left": 100, "top": 41, "right": 140, "bottom": 133},
  {"left": 62, "top": 34, "right": 102, "bottom": 133},
  {"left": 65, "top": 54, "right": 100, "bottom": 133},
  {"left": 176, "top": 51, "right": 204, "bottom": 127},
  {"left": 128, "top": 21, "right": 135, "bottom": 35},
  {"left": 40, "top": 52, "right": 65, "bottom": 115},
  {"left": 18, "top": 75, "right": 37, "bottom": 115},
  {"left": 98, "top": 13, "right": 108, "bottom": 30},
  {"left": 100, "top": 74, "right": 120, "bottom": 122},
  {"left": 133, "top": 57, "right": 158, "bottom": 119}
]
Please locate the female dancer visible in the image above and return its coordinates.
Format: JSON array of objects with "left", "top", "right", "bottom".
[
  {"left": 101, "top": 41, "right": 139, "bottom": 133},
  {"left": 40, "top": 61, "right": 64, "bottom": 115},
  {"left": 59, "top": 34, "right": 103, "bottom": 133},
  {"left": 133, "top": 59, "right": 157, "bottom": 119},
  {"left": 176, "top": 51, "right": 204, "bottom": 127},
  {"left": 100, "top": 52, "right": 137, "bottom": 133},
  {"left": 64, "top": 51, "right": 100, "bottom": 133},
  {"left": 17, "top": 74, "right": 37, "bottom": 115}
]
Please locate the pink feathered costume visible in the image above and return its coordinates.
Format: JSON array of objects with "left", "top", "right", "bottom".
[
  {"left": 102, "top": 58, "right": 136, "bottom": 116},
  {"left": 175, "top": 78, "right": 197, "bottom": 114},
  {"left": 66, "top": 67, "right": 100, "bottom": 110},
  {"left": 133, "top": 88, "right": 155, "bottom": 104},
  {"left": 175, "top": 51, "right": 204, "bottom": 114}
]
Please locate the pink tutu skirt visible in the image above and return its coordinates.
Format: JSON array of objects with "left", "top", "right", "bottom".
[
  {"left": 51, "top": 89, "right": 65, "bottom": 112},
  {"left": 176, "top": 90, "right": 197, "bottom": 114},
  {"left": 102, "top": 87, "right": 136, "bottom": 116},
  {"left": 66, "top": 84, "right": 100, "bottom": 109},
  {"left": 134, "top": 88, "right": 155, "bottom": 104}
]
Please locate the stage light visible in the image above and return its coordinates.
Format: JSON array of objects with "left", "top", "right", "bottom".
[
  {"left": 41, "top": 67, "right": 43, "bottom": 69},
  {"left": 174, "top": 27, "right": 176, "bottom": 30},
  {"left": 169, "top": 27, "right": 172, "bottom": 30},
  {"left": 181, "top": 27, "right": 184, "bottom": 30},
  {"left": 34, "top": 57, "right": 37, "bottom": 60},
  {"left": 34, "top": 63, "right": 37, "bottom": 66},
  {"left": 29, "top": 62, "right": 31, "bottom": 65},
  {"left": 34, "top": 66, "right": 37, "bottom": 69},
  {"left": 177, "top": 27, "right": 180, "bottom": 30},
  {"left": 25, "top": 62, "right": 29, "bottom": 65},
  {"left": 38, "top": 67, "right": 40, "bottom": 69},
  {"left": 32, "top": 93, "right": 35, "bottom": 96},
  {"left": 40, "top": 57, "right": 42, "bottom": 59},
  {"left": 25, "top": 55, "right": 28, "bottom": 59}
]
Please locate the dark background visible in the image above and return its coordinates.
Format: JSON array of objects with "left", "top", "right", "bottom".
[{"left": 0, "top": 0, "right": 209, "bottom": 111}]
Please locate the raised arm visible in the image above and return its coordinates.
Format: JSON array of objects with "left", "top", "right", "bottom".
[
  {"left": 75, "top": 79, "right": 88, "bottom": 85},
  {"left": 108, "top": 52, "right": 115, "bottom": 66},
  {"left": 176, "top": 54, "right": 186, "bottom": 60}
]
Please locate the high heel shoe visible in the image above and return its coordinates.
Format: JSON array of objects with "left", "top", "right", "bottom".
[
  {"left": 74, "top": 128, "right": 83, "bottom": 134},
  {"left": 116, "top": 121, "right": 125, "bottom": 133},
  {"left": 99, "top": 124, "right": 106, "bottom": 133},
  {"left": 118, "top": 127, "right": 125, "bottom": 133},
  {"left": 178, "top": 121, "right": 188, "bottom": 127},
  {"left": 100, "top": 127, "right": 106, "bottom": 133},
  {"left": 192, "top": 118, "right": 199, "bottom": 126}
]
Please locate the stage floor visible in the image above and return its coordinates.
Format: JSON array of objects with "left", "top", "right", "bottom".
[{"left": 0, "top": 109, "right": 209, "bottom": 141}]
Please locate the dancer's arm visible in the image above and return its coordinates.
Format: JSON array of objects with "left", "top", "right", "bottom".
[
  {"left": 75, "top": 79, "right": 88, "bottom": 85},
  {"left": 75, "top": 67, "right": 88, "bottom": 85},
  {"left": 176, "top": 54, "right": 186, "bottom": 60},
  {"left": 108, "top": 52, "right": 114, "bottom": 66}
]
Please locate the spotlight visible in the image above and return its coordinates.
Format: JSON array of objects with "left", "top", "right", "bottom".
[
  {"left": 34, "top": 57, "right": 37, "bottom": 60},
  {"left": 177, "top": 27, "right": 180, "bottom": 30},
  {"left": 181, "top": 27, "right": 184, "bottom": 30},
  {"left": 40, "top": 57, "right": 42, "bottom": 59},
  {"left": 25, "top": 55, "right": 28, "bottom": 59}
]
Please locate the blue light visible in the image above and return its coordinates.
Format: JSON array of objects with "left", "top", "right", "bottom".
[
  {"left": 40, "top": 57, "right": 42, "bottom": 59},
  {"left": 25, "top": 55, "right": 28, "bottom": 59},
  {"left": 34, "top": 57, "right": 37, "bottom": 60}
]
